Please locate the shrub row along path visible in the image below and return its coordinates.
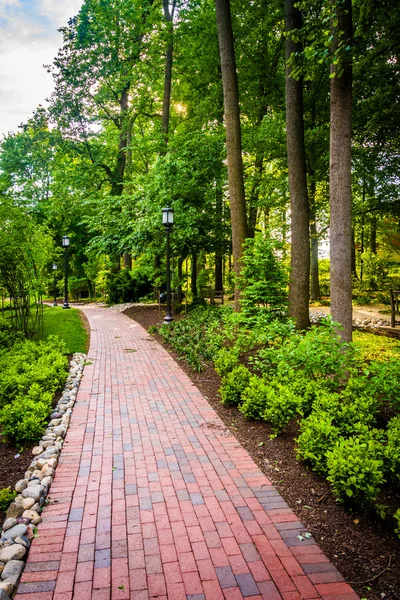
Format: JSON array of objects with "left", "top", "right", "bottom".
[{"left": 15, "top": 306, "right": 359, "bottom": 600}]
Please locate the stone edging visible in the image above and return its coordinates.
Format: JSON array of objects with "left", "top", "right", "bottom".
[
  {"left": 0, "top": 352, "right": 86, "bottom": 599},
  {"left": 310, "top": 311, "right": 390, "bottom": 330}
]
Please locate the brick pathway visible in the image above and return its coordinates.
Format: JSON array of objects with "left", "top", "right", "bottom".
[{"left": 15, "top": 306, "right": 359, "bottom": 600}]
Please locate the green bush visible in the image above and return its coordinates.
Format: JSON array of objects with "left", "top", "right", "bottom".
[
  {"left": 385, "top": 416, "right": 400, "bottom": 483},
  {"left": 0, "top": 318, "right": 24, "bottom": 350},
  {"left": 394, "top": 509, "right": 400, "bottom": 540},
  {"left": 326, "top": 433, "right": 386, "bottom": 503},
  {"left": 296, "top": 412, "right": 340, "bottom": 474},
  {"left": 238, "top": 234, "right": 289, "bottom": 320},
  {"left": 214, "top": 348, "right": 240, "bottom": 377},
  {"left": 0, "top": 487, "right": 17, "bottom": 512},
  {"left": 0, "top": 337, "right": 67, "bottom": 409},
  {"left": 263, "top": 383, "right": 302, "bottom": 436},
  {"left": 240, "top": 376, "right": 271, "bottom": 419},
  {"left": 219, "top": 365, "right": 250, "bottom": 405}
]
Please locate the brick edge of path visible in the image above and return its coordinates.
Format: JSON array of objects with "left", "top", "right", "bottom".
[{"left": 14, "top": 306, "right": 360, "bottom": 600}]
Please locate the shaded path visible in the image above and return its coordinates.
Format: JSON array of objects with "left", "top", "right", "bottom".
[{"left": 15, "top": 306, "right": 359, "bottom": 600}]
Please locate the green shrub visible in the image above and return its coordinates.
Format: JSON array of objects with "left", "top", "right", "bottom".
[
  {"left": 296, "top": 412, "right": 340, "bottom": 474},
  {"left": 326, "top": 433, "right": 386, "bottom": 503},
  {"left": 237, "top": 234, "right": 289, "bottom": 320},
  {"left": 385, "top": 416, "right": 400, "bottom": 483},
  {"left": 240, "top": 376, "right": 271, "bottom": 419},
  {"left": 0, "top": 394, "right": 52, "bottom": 447},
  {"left": 0, "top": 337, "right": 67, "bottom": 409},
  {"left": 0, "top": 487, "right": 17, "bottom": 512},
  {"left": 394, "top": 509, "right": 400, "bottom": 540},
  {"left": 263, "top": 383, "right": 302, "bottom": 436},
  {"left": 219, "top": 365, "right": 250, "bottom": 405},
  {"left": 0, "top": 318, "right": 24, "bottom": 349},
  {"left": 214, "top": 348, "right": 240, "bottom": 377}
]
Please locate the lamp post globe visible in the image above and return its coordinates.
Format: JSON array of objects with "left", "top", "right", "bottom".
[
  {"left": 162, "top": 207, "right": 174, "bottom": 323},
  {"left": 62, "top": 236, "right": 70, "bottom": 309},
  {"left": 52, "top": 263, "right": 58, "bottom": 306}
]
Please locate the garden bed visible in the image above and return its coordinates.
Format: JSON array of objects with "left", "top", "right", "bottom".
[{"left": 125, "top": 304, "right": 400, "bottom": 600}]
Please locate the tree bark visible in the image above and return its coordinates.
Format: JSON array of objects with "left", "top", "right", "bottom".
[
  {"left": 285, "top": 0, "right": 310, "bottom": 329},
  {"left": 191, "top": 252, "right": 197, "bottom": 297},
  {"left": 215, "top": 0, "right": 248, "bottom": 309},
  {"left": 309, "top": 186, "right": 321, "bottom": 300},
  {"left": 330, "top": 0, "right": 353, "bottom": 342},
  {"left": 123, "top": 253, "right": 132, "bottom": 269},
  {"left": 161, "top": 1, "right": 176, "bottom": 147},
  {"left": 215, "top": 179, "right": 224, "bottom": 291}
]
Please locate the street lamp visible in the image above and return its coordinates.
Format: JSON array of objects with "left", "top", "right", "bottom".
[
  {"left": 162, "top": 207, "right": 174, "bottom": 323},
  {"left": 62, "top": 236, "right": 70, "bottom": 309},
  {"left": 52, "top": 263, "right": 58, "bottom": 307}
]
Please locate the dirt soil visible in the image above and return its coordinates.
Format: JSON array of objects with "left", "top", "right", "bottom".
[{"left": 125, "top": 304, "right": 400, "bottom": 600}]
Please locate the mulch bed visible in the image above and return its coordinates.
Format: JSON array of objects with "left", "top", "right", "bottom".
[{"left": 125, "top": 304, "right": 400, "bottom": 600}]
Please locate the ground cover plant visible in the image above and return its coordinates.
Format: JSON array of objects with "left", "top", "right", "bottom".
[
  {"left": 156, "top": 305, "right": 400, "bottom": 540},
  {"left": 0, "top": 335, "right": 68, "bottom": 447}
]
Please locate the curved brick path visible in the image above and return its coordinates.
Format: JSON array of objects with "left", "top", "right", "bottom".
[{"left": 15, "top": 306, "right": 359, "bottom": 600}]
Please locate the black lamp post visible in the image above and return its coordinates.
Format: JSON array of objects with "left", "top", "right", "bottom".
[
  {"left": 162, "top": 207, "right": 174, "bottom": 323},
  {"left": 62, "top": 236, "right": 70, "bottom": 309},
  {"left": 52, "top": 263, "right": 58, "bottom": 307}
]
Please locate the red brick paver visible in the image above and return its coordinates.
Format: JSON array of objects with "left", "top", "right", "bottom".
[{"left": 15, "top": 307, "right": 360, "bottom": 600}]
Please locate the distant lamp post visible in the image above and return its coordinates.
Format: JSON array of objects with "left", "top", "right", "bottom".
[
  {"left": 162, "top": 207, "right": 174, "bottom": 323},
  {"left": 52, "top": 263, "right": 58, "bottom": 307},
  {"left": 62, "top": 236, "right": 70, "bottom": 309}
]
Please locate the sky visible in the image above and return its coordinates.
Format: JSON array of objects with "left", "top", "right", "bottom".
[{"left": 0, "top": 0, "right": 83, "bottom": 137}]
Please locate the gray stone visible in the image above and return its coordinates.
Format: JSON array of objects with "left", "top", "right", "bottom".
[
  {"left": 0, "top": 582, "right": 12, "bottom": 598},
  {"left": 41, "top": 476, "right": 52, "bottom": 489},
  {"left": 36, "top": 458, "right": 46, "bottom": 470},
  {"left": 53, "top": 426, "right": 66, "bottom": 438},
  {"left": 5, "top": 503, "right": 23, "bottom": 520},
  {"left": 49, "top": 418, "right": 62, "bottom": 427},
  {"left": 0, "top": 545, "right": 26, "bottom": 563},
  {"left": 21, "top": 498, "right": 35, "bottom": 510},
  {"left": 0, "top": 563, "right": 4, "bottom": 576},
  {"left": 46, "top": 458, "right": 57, "bottom": 469},
  {"left": 31, "top": 503, "right": 41, "bottom": 514},
  {"left": 1, "top": 519, "right": 16, "bottom": 533},
  {"left": 14, "top": 480, "right": 27, "bottom": 494},
  {"left": 21, "top": 485, "right": 43, "bottom": 502},
  {"left": 1, "top": 524, "right": 27, "bottom": 541},
  {"left": 30, "top": 470, "right": 43, "bottom": 481},
  {"left": 31, "top": 446, "right": 43, "bottom": 456},
  {"left": 16, "top": 518, "right": 30, "bottom": 526},
  {"left": 1, "top": 558, "right": 24, "bottom": 584},
  {"left": 14, "top": 536, "right": 30, "bottom": 549}
]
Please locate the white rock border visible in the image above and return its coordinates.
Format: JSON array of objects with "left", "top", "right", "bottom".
[
  {"left": 310, "top": 312, "right": 390, "bottom": 330},
  {"left": 0, "top": 352, "right": 86, "bottom": 599}
]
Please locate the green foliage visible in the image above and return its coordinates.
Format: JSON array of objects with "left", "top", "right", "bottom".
[
  {"left": 0, "top": 336, "right": 68, "bottom": 446},
  {"left": 240, "top": 376, "right": 271, "bottom": 420},
  {"left": 0, "top": 395, "right": 52, "bottom": 447},
  {"left": 0, "top": 318, "right": 24, "bottom": 349},
  {"left": 105, "top": 270, "right": 151, "bottom": 304},
  {"left": 238, "top": 235, "right": 289, "bottom": 320},
  {"left": 296, "top": 412, "right": 340, "bottom": 474},
  {"left": 0, "top": 487, "right": 17, "bottom": 512},
  {"left": 213, "top": 348, "right": 239, "bottom": 377},
  {"left": 219, "top": 366, "right": 250, "bottom": 406},
  {"left": 158, "top": 307, "right": 223, "bottom": 372},
  {"left": 394, "top": 509, "right": 400, "bottom": 540},
  {"left": 385, "top": 416, "right": 400, "bottom": 483},
  {"left": 326, "top": 433, "right": 386, "bottom": 503}
]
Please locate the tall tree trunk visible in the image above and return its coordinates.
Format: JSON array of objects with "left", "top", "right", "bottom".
[
  {"left": 215, "top": 0, "right": 248, "bottom": 309},
  {"left": 177, "top": 257, "right": 183, "bottom": 303},
  {"left": 123, "top": 253, "right": 132, "bottom": 269},
  {"left": 370, "top": 214, "right": 377, "bottom": 253},
  {"left": 191, "top": 252, "right": 197, "bottom": 297},
  {"left": 161, "top": 1, "right": 176, "bottom": 148},
  {"left": 330, "top": 0, "right": 353, "bottom": 342},
  {"left": 285, "top": 0, "right": 310, "bottom": 329},
  {"left": 215, "top": 179, "right": 224, "bottom": 291},
  {"left": 309, "top": 183, "right": 321, "bottom": 300},
  {"left": 351, "top": 229, "right": 357, "bottom": 279}
]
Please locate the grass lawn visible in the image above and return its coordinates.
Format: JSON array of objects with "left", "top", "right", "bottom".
[{"left": 36, "top": 305, "right": 89, "bottom": 354}]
